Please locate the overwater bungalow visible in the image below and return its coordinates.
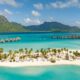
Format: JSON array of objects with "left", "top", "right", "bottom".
[
  {"left": 51, "top": 35, "right": 80, "bottom": 39},
  {"left": 0, "top": 39, "right": 5, "bottom": 43},
  {"left": 5, "top": 39, "right": 10, "bottom": 42},
  {"left": 0, "top": 37, "right": 21, "bottom": 43},
  {"left": 16, "top": 37, "right": 21, "bottom": 40}
]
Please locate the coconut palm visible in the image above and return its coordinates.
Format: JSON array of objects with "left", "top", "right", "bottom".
[
  {"left": 7, "top": 50, "right": 13, "bottom": 59},
  {"left": 64, "top": 48, "right": 68, "bottom": 52},
  {"left": 35, "top": 50, "right": 39, "bottom": 53},
  {"left": 28, "top": 48, "right": 32, "bottom": 54},
  {"left": 3, "top": 53, "right": 7, "bottom": 59},
  {"left": 73, "top": 51, "right": 80, "bottom": 57},
  {"left": 47, "top": 48, "right": 51, "bottom": 52},
  {"left": 50, "top": 58, "right": 56, "bottom": 63},
  {"left": 35, "top": 50, "right": 40, "bottom": 58},
  {"left": 40, "top": 49, "right": 48, "bottom": 59},
  {"left": 0, "top": 48, "right": 4, "bottom": 60},
  {"left": 0, "top": 54, "right": 2, "bottom": 60},
  {"left": 10, "top": 56, "right": 15, "bottom": 62},
  {"left": 57, "top": 49, "right": 61, "bottom": 54},
  {"left": 25, "top": 48, "right": 28, "bottom": 54},
  {"left": 19, "top": 48, "right": 24, "bottom": 54},
  {"left": 52, "top": 49, "right": 57, "bottom": 55},
  {"left": 9, "top": 50, "right": 13, "bottom": 55},
  {"left": 28, "top": 48, "right": 33, "bottom": 58},
  {"left": 65, "top": 53, "right": 69, "bottom": 60},
  {"left": 0, "top": 48, "right": 3, "bottom": 54}
]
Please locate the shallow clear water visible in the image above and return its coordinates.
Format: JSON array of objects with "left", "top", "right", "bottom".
[
  {"left": 0, "top": 32, "right": 80, "bottom": 51},
  {"left": 0, "top": 33, "right": 80, "bottom": 80},
  {"left": 0, "top": 65, "right": 80, "bottom": 80}
]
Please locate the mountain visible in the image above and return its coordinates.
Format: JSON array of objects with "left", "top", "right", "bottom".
[
  {"left": 0, "top": 15, "right": 80, "bottom": 32},
  {"left": 0, "top": 15, "right": 8, "bottom": 24},
  {"left": 0, "top": 15, "right": 29, "bottom": 32},
  {"left": 26, "top": 22, "right": 80, "bottom": 32}
]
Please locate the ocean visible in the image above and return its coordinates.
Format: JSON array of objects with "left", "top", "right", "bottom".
[
  {"left": 0, "top": 65, "right": 80, "bottom": 80},
  {"left": 0, "top": 32, "right": 80, "bottom": 80},
  {"left": 0, "top": 32, "right": 80, "bottom": 52}
]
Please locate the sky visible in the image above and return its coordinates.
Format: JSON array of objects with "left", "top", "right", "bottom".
[{"left": 0, "top": 0, "right": 80, "bottom": 26}]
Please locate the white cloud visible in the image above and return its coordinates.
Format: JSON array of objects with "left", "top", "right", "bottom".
[
  {"left": 33, "top": 0, "right": 80, "bottom": 10},
  {"left": 48, "top": 0, "right": 80, "bottom": 9},
  {"left": 4, "top": 9, "right": 12, "bottom": 15},
  {"left": 50, "top": 1, "right": 69, "bottom": 8},
  {"left": 0, "top": 0, "right": 20, "bottom": 7},
  {"left": 48, "top": 17, "right": 54, "bottom": 22},
  {"left": 75, "top": 21, "right": 80, "bottom": 26},
  {"left": 33, "top": 3, "right": 43, "bottom": 10},
  {"left": 24, "top": 18, "right": 43, "bottom": 25},
  {"left": 0, "top": 9, "right": 12, "bottom": 16},
  {"left": 32, "top": 10, "right": 40, "bottom": 16}
]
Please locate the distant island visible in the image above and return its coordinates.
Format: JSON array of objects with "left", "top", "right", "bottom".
[{"left": 0, "top": 15, "right": 80, "bottom": 32}]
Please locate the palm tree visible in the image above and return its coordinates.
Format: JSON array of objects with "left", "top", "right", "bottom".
[
  {"left": 0, "top": 48, "right": 4, "bottom": 60},
  {"left": 73, "top": 51, "right": 80, "bottom": 57},
  {"left": 29, "top": 48, "right": 33, "bottom": 54},
  {"left": 35, "top": 50, "right": 40, "bottom": 57},
  {"left": 3, "top": 53, "right": 7, "bottom": 60},
  {"left": 57, "top": 49, "right": 61, "bottom": 54},
  {"left": 8, "top": 50, "right": 13, "bottom": 58},
  {"left": 35, "top": 50, "right": 39, "bottom": 53},
  {"left": 19, "top": 48, "right": 24, "bottom": 54},
  {"left": 40, "top": 48, "right": 44, "bottom": 53},
  {"left": 28, "top": 48, "right": 33, "bottom": 58},
  {"left": 61, "top": 48, "right": 64, "bottom": 53},
  {"left": 40, "top": 49, "right": 48, "bottom": 59},
  {"left": 47, "top": 48, "right": 51, "bottom": 52},
  {"left": 0, "top": 54, "right": 2, "bottom": 60},
  {"left": 0, "top": 48, "right": 3, "bottom": 54},
  {"left": 25, "top": 48, "right": 28, "bottom": 54},
  {"left": 64, "top": 48, "right": 68, "bottom": 52},
  {"left": 65, "top": 53, "right": 69, "bottom": 60},
  {"left": 10, "top": 56, "right": 15, "bottom": 62},
  {"left": 14, "top": 50, "right": 19, "bottom": 54},
  {"left": 9, "top": 50, "right": 13, "bottom": 55},
  {"left": 52, "top": 49, "right": 57, "bottom": 55},
  {"left": 50, "top": 58, "right": 56, "bottom": 63}
]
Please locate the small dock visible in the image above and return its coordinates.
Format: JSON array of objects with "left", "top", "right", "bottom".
[{"left": 0, "top": 37, "right": 21, "bottom": 43}]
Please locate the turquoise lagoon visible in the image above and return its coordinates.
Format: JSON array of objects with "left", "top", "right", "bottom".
[
  {"left": 0, "top": 65, "right": 80, "bottom": 80},
  {"left": 0, "top": 32, "right": 80, "bottom": 52},
  {"left": 0, "top": 32, "right": 80, "bottom": 80}
]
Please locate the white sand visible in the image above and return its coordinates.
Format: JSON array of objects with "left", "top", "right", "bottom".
[
  {"left": 0, "top": 49, "right": 80, "bottom": 67},
  {"left": 0, "top": 60, "right": 80, "bottom": 67}
]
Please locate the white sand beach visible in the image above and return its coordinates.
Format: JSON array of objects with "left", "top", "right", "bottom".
[
  {"left": 0, "top": 48, "right": 80, "bottom": 67},
  {"left": 0, "top": 60, "right": 80, "bottom": 67}
]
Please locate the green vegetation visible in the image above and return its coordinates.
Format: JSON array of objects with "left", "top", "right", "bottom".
[
  {"left": 26, "top": 22, "right": 80, "bottom": 32},
  {"left": 73, "top": 51, "right": 80, "bottom": 57},
  {"left": 0, "top": 15, "right": 80, "bottom": 32},
  {"left": 0, "top": 15, "right": 29, "bottom": 32},
  {"left": 0, "top": 48, "right": 78, "bottom": 63},
  {"left": 0, "top": 48, "right": 3, "bottom": 54},
  {"left": 49, "top": 58, "right": 56, "bottom": 63}
]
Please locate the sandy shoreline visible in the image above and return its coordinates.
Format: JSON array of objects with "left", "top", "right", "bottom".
[
  {"left": 0, "top": 48, "right": 80, "bottom": 67},
  {"left": 0, "top": 60, "right": 80, "bottom": 67}
]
